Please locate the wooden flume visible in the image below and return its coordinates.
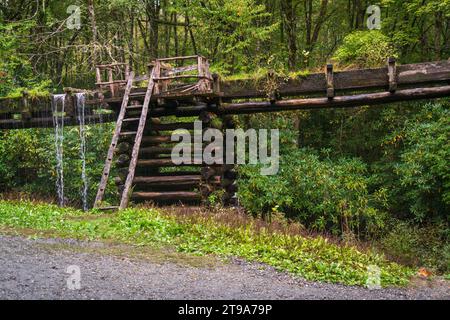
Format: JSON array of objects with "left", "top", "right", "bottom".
[{"left": 1, "top": 56, "right": 449, "bottom": 209}]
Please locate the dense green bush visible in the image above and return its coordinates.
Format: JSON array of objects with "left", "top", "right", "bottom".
[
  {"left": 238, "top": 101, "right": 449, "bottom": 271},
  {"left": 238, "top": 149, "right": 388, "bottom": 237},
  {"left": 393, "top": 104, "right": 449, "bottom": 223},
  {"left": 333, "top": 30, "right": 398, "bottom": 68}
]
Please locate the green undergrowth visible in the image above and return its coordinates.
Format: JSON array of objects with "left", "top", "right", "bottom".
[
  {"left": 221, "top": 67, "right": 311, "bottom": 82},
  {"left": 0, "top": 200, "right": 414, "bottom": 287},
  {"left": 0, "top": 80, "right": 53, "bottom": 100}
]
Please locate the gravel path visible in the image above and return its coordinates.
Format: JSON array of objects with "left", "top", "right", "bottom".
[{"left": 0, "top": 235, "right": 448, "bottom": 300}]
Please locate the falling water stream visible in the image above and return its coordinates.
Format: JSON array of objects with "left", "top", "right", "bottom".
[
  {"left": 51, "top": 94, "right": 65, "bottom": 207},
  {"left": 76, "top": 93, "right": 89, "bottom": 211}
]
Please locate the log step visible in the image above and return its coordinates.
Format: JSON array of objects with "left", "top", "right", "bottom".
[
  {"left": 133, "top": 175, "right": 220, "bottom": 185},
  {"left": 132, "top": 191, "right": 201, "bottom": 201},
  {"left": 140, "top": 146, "right": 174, "bottom": 155},
  {"left": 97, "top": 206, "right": 119, "bottom": 211},
  {"left": 123, "top": 118, "right": 141, "bottom": 123},
  {"left": 137, "top": 158, "right": 204, "bottom": 167},
  {"left": 151, "top": 122, "right": 195, "bottom": 131},
  {"left": 134, "top": 175, "right": 201, "bottom": 186},
  {"left": 139, "top": 146, "right": 204, "bottom": 156},
  {"left": 126, "top": 105, "right": 143, "bottom": 110},
  {"left": 141, "top": 136, "right": 195, "bottom": 145},
  {"left": 120, "top": 131, "right": 137, "bottom": 137}
]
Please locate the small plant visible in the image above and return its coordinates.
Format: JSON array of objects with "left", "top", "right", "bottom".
[{"left": 207, "top": 189, "right": 226, "bottom": 208}]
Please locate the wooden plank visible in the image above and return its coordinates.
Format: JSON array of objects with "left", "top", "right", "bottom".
[
  {"left": 94, "top": 71, "right": 135, "bottom": 208},
  {"left": 96, "top": 63, "right": 128, "bottom": 68},
  {"left": 119, "top": 62, "right": 161, "bottom": 210},
  {"left": 154, "top": 75, "right": 212, "bottom": 81},
  {"left": 156, "top": 55, "right": 199, "bottom": 62},
  {"left": 165, "top": 65, "right": 198, "bottom": 76}
]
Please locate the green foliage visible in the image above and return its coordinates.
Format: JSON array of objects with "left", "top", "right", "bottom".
[
  {"left": 380, "top": 220, "right": 449, "bottom": 273},
  {"left": 393, "top": 104, "right": 450, "bottom": 222},
  {"left": 0, "top": 124, "right": 114, "bottom": 207},
  {"left": 238, "top": 149, "right": 388, "bottom": 237},
  {"left": 333, "top": 30, "right": 398, "bottom": 68},
  {"left": 380, "top": 0, "right": 450, "bottom": 62},
  {"left": 188, "top": 0, "right": 278, "bottom": 74},
  {"left": 0, "top": 200, "right": 413, "bottom": 286},
  {"left": 0, "top": 21, "right": 52, "bottom": 98},
  {"left": 0, "top": 130, "right": 48, "bottom": 189}
]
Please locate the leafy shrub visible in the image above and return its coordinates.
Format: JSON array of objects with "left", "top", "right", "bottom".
[
  {"left": 238, "top": 148, "right": 388, "bottom": 237},
  {"left": 380, "top": 220, "right": 449, "bottom": 273},
  {"left": 333, "top": 30, "right": 398, "bottom": 68},
  {"left": 393, "top": 103, "right": 450, "bottom": 223}
]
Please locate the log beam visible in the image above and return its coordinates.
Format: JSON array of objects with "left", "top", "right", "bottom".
[{"left": 219, "top": 85, "right": 450, "bottom": 114}]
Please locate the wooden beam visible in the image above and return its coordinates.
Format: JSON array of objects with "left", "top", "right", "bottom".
[
  {"left": 131, "top": 191, "right": 201, "bottom": 201},
  {"left": 219, "top": 85, "right": 450, "bottom": 114},
  {"left": 0, "top": 114, "right": 115, "bottom": 130},
  {"left": 220, "top": 60, "right": 450, "bottom": 99}
]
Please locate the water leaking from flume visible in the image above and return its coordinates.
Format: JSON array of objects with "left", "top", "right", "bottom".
[
  {"left": 51, "top": 94, "right": 65, "bottom": 207},
  {"left": 76, "top": 93, "right": 89, "bottom": 211}
]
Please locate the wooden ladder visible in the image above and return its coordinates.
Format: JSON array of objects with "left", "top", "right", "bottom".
[{"left": 94, "top": 62, "right": 161, "bottom": 210}]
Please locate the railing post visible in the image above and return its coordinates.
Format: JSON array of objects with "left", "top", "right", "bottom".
[
  {"left": 388, "top": 57, "right": 397, "bottom": 93},
  {"left": 21, "top": 90, "right": 32, "bottom": 121},
  {"left": 326, "top": 64, "right": 335, "bottom": 99}
]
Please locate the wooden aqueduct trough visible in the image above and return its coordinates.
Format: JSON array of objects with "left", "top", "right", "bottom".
[{"left": 0, "top": 56, "right": 449, "bottom": 209}]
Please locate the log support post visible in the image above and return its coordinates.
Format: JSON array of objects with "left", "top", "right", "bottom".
[
  {"left": 326, "top": 64, "right": 334, "bottom": 99},
  {"left": 221, "top": 115, "right": 238, "bottom": 206},
  {"left": 64, "top": 88, "right": 76, "bottom": 118},
  {"left": 268, "top": 70, "right": 279, "bottom": 103},
  {"left": 388, "top": 57, "right": 397, "bottom": 93},
  {"left": 21, "top": 91, "right": 32, "bottom": 121},
  {"left": 108, "top": 68, "right": 116, "bottom": 97},
  {"left": 212, "top": 73, "right": 221, "bottom": 95},
  {"left": 199, "top": 111, "right": 216, "bottom": 203}
]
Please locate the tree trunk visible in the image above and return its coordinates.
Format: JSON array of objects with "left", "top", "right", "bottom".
[
  {"left": 281, "top": 0, "right": 298, "bottom": 70},
  {"left": 87, "top": 0, "right": 99, "bottom": 66}
]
